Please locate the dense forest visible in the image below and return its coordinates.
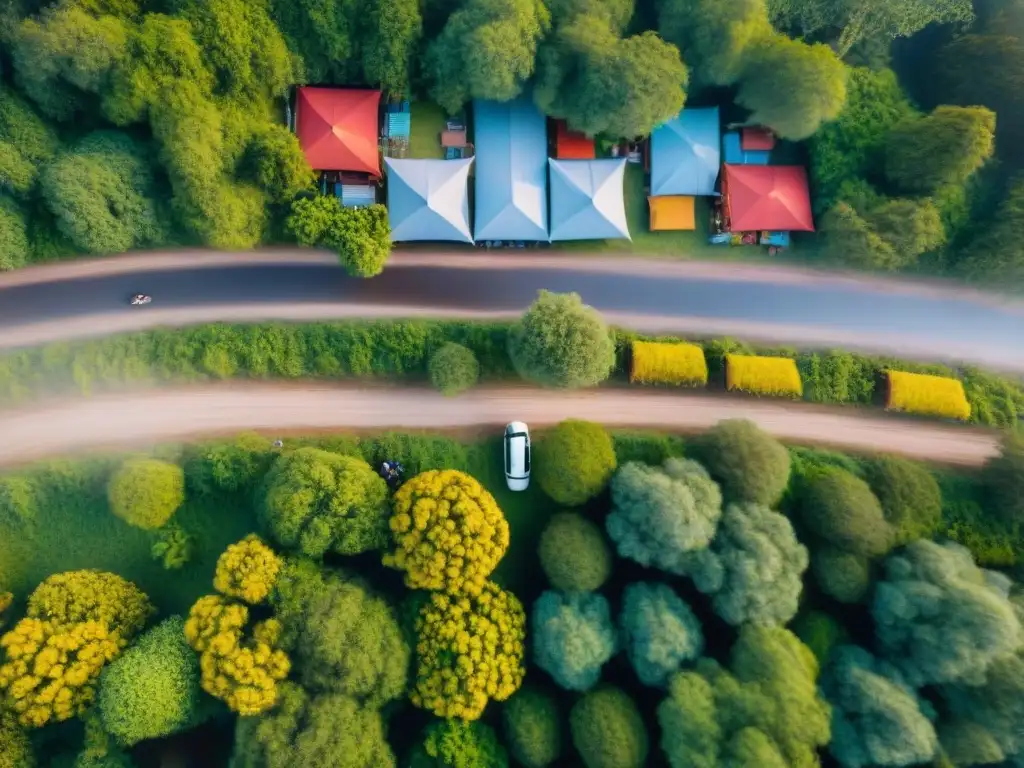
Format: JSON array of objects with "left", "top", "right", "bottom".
[{"left": 1, "top": 0, "right": 1023, "bottom": 283}]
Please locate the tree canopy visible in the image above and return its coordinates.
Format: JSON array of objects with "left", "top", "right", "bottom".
[
  {"left": 532, "top": 591, "right": 617, "bottom": 691},
  {"left": 429, "top": 342, "right": 480, "bottom": 396},
  {"left": 408, "top": 720, "right": 509, "bottom": 768},
  {"left": 502, "top": 686, "right": 563, "bottom": 768},
  {"left": 693, "top": 420, "right": 791, "bottom": 506},
  {"left": 864, "top": 455, "right": 943, "bottom": 545},
  {"left": 799, "top": 467, "right": 893, "bottom": 557},
  {"left": 619, "top": 582, "right": 704, "bottom": 688},
  {"left": 534, "top": 419, "right": 617, "bottom": 506},
  {"left": 106, "top": 457, "right": 185, "bottom": 530},
  {"left": 286, "top": 197, "right": 391, "bottom": 277},
  {"left": 538, "top": 512, "right": 613, "bottom": 592},
  {"left": 570, "top": 686, "right": 649, "bottom": 768},
  {"left": 981, "top": 431, "right": 1024, "bottom": 526}
]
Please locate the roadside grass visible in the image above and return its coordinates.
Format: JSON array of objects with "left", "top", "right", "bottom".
[{"left": 409, "top": 101, "right": 446, "bottom": 160}]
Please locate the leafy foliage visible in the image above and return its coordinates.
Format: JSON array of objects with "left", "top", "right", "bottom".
[
  {"left": 213, "top": 534, "right": 282, "bottom": 605},
  {"left": 942, "top": 650, "right": 1024, "bottom": 766},
  {"left": 959, "top": 175, "right": 1024, "bottom": 284},
  {"left": 0, "top": 713, "right": 33, "bottom": 768},
  {"left": 261, "top": 448, "right": 390, "bottom": 557},
  {"left": 982, "top": 431, "right": 1024, "bottom": 527},
  {"left": 570, "top": 686, "right": 649, "bottom": 768},
  {"left": 538, "top": 512, "right": 612, "bottom": 592},
  {"left": 502, "top": 686, "right": 563, "bottom": 768},
  {"left": 429, "top": 342, "right": 480, "bottom": 396},
  {"left": 693, "top": 419, "right": 791, "bottom": 506},
  {"left": 107, "top": 458, "right": 184, "bottom": 531},
  {"left": 409, "top": 720, "right": 509, "bottom": 768},
  {"left": 619, "top": 582, "right": 703, "bottom": 688},
  {"left": 287, "top": 197, "right": 392, "bottom": 277},
  {"left": 532, "top": 590, "right": 617, "bottom": 691},
  {"left": 362, "top": 0, "right": 423, "bottom": 96},
  {"left": 0, "top": 87, "right": 60, "bottom": 199},
  {"left": 812, "top": 546, "right": 871, "bottom": 604},
  {"left": 534, "top": 420, "right": 617, "bottom": 506},
  {"left": 0, "top": 197, "right": 29, "bottom": 271},
  {"left": 864, "top": 455, "right": 942, "bottom": 545},
  {"left": 800, "top": 467, "right": 893, "bottom": 557},
  {"left": 26, "top": 570, "right": 152, "bottom": 637}
]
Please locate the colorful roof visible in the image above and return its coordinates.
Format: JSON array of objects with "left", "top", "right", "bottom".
[
  {"left": 723, "top": 164, "right": 815, "bottom": 232},
  {"left": 649, "top": 196, "right": 696, "bottom": 231},
  {"left": 723, "top": 131, "right": 770, "bottom": 165},
  {"left": 650, "top": 107, "right": 721, "bottom": 196},
  {"left": 555, "top": 120, "right": 596, "bottom": 159},
  {"left": 548, "top": 158, "right": 630, "bottom": 241},
  {"left": 742, "top": 127, "right": 776, "bottom": 151},
  {"left": 473, "top": 97, "right": 549, "bottom": 241},
  {"left": 385, "top": 158, "right": 474, "bottom": 243},
  {"left": 296, "top": 87, "right": 381, "bottom": 175}
]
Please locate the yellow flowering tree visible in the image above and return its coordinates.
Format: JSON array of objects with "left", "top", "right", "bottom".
[
  {"left": 385, "top": 470, "right": 510, "bottom": 595},
  {"left": 213, "top": 534, "right": 283, "bottom": 605},
  {"left": 413, "top": 581, "right": 526, "bottom": 720},
  {"left": 26, "top": 570, "right": 153, "bottom": 637}
]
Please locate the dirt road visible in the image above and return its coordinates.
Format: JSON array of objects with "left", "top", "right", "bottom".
[{"left": 0, "top": 382, "right": 999, "bottom": 468}]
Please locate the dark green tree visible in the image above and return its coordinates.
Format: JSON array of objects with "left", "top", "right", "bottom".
[
  {"left": 820, "top": 202, "right": 900, "bottom": 271},
  {"left": 864, "top": 455, "right": 943, "bottom": 545},
  {"left": 942, "top": 651, "right": 1024, "bottom": 766},
  {"left": 429, "top": 342, "right": 480, "bottom": 396},
  {"left": 800, "top": 467, "right": 893, "bottom": 558},
  {"left": 269, "top": 0, "right": 355, "bottom": 84},
  {"left": 982, "top": 431, "right": 1024, "bottom": 526},
  {"left": 502, "top": 686, "right": 562, "bottom": 768},
  {"left": 862, "top": 198, "right": 946, "bottom": 266},
  {"left": 362, "top": 0, "right": 422, "bottom": 95},
  {"left": 0, "top": 87, "right": 60, "bottom": 199},
  {"left": 538, "top": 512, "right": 613, "bottom": 592},
  {"left": 0, "top": 197, "right": 29, "bottom": 271},
  {"left": 570, "top": 686, "right": 649, "bottom": 768},
  {"left": 534, "top": 419, "right": 617, "bottom": 506},
  {"left": 959, "top": 176, "right": 1024, "bottom": 284},
  {"left": 693, "top": 419, "right": 791, "bottom": 506},
  {"left": 245, "top": 125, "right": 315, "bottom": 204},
  {"left": 107, "top": 458, "right": 185, "bottom": 531},
  {"left": 812, "top": 546, "right": 871, "bottom": 604},
  {"left": 287, "top": 197, "right": 392, "bottom": 277}
]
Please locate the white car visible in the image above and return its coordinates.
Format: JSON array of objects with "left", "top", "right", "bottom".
[{"left": 503, "top": 422, "right": 531, "bottom": 491}]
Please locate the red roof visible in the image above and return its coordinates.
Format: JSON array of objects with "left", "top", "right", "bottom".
[
  {"left": 723, "top": 165, "right": 815, "bottom": 232},
  {"left": 555, "top": 120, "right": 595, "bottom": 159},
  {"left": 295, "top": 87, "right": 381, "bottom": 176},
  {"left": 741, "top": 127, "right": 776, "bottom": 151}
]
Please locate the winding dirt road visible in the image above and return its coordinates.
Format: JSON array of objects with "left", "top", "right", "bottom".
[{"left": 0, "top": 382, "right": 999, "bottom": 468}]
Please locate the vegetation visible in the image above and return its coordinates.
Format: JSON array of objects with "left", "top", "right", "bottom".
[
  {"left": 107, "top": 458, "right": 184, "bottom": 530},
  {"left": 429, "top": 342, "right": 480, "bottom": 396},
  {"left": 570, "top": 686, "right": 649, "bottom": 768},
  {"left": 885, "top": 371, "right": 972, "bottom": 420},
  {"left": 502, "top": 686, "right": 562, "bottom": 768},
  {"left": 532, "top": 590, "right": 617, "bottom": 691},
  {"left": 286, "top": 197, "right": 391, "bottom": 278},
  {"left": 693, "top": 419, "right": 792, "bottom": 506},
  {"left": 533, "top": 419, "right": 616, "bottom": 506},
  {"left": 409, "top": 719, "right": 509, "bottom": 768},
  {"left": 630, "top": 340, "right": 708, "bottom": 386},
  {"left": 537, "top": 512, "right": 612, "bottom": 592},
  {"left": 619, "top": 582, "right": 703, "bottom": 688},
  {"left": 725, "top": 353, "right": 804, "bottom": 398}
]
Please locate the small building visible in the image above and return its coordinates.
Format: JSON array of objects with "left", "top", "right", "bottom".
[
  {"left": 723, "top": 131, "right": 771, "bottom": 165},
  {"left": 648, "top": 196, "right": 696, "bottom": 231},
  {"left": 742, "top": 127, "right": 776, "bottom": 151},
  {"left": 650, "top": 107, "right": 721, "bottom": 197},
  {"left": 554, "top": 120, "right": 596, "bottom": 159},
  {"left": 721, "top": 164, "right": 814, "bottom": 232},
  {"left": 295, "top": 87, "right": 381, "bottom": 176},
  {"left": 385, "top": 157, "right": 474, "bottom": 243},
  {"left": 548, "top": 158, "right": 630, "bottom": 241}
]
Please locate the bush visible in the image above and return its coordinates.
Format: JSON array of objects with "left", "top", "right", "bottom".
[
  {"left": 982, "top": 432, "right": 1024, "bottom": 527},
  {"left": 0, "top": 714, "right": 33, "bottom": 767},
  {"left": 864, "top": 455, "right": 943, "bottom": 544},
  {"left": 792, "top": 610, "right": 848, "bottom": 666},
  {"left": 532, "top": 591, "right": 617, "bottom": 692},
  {"left": 570, "top": 687, "right": 649, "bottom": 768},
  {"left": 106, "top": 458, "right": 184, "bottom": 530},
  {"left": 287, "top": 197, "right": 391, "bottom": 278},
  {"left": 694, "top": 419, "right": 791, "bottom": 505},
  {"left": 385, "top": 470, "right": 509, "bottom": 595},
  {"left": 409, "top": 720, "right": 508, "bottom": 768},
  {"left": 812, "top": 546, "right": 872, "bottom": 604},
  {"left": 260, "top": 448, "right": 391, "bottom": 557},
  {"left": 886, "top": 371, "right": 971, "bottom": 420},
  {"left": 630, "top": 341, "right": 708, "bottom": 386},
  {"left": 26, "top": 570, "right": 152, "bottom": 637},
  {"left": 98, "top": 616, "right": 203, "bottom": 747},
  {"left": 213, "top": 534, "right": 282, "bottom": 605},
  {"left": 429, "top": 342, "right": 480, "bottom": 396},
  {"left": 538, "top": 512, "right": 612, "bottom": 592},
  {"left": 800, "top": 467, "right": 894, "bottom": 558},
  {"left": 619, "top": 582, "right": 703, "bottom": 688},
  {"left": 725, "top": 354, "right": 803, "bottom": 397},
  {"left": 502, "top": 687, "right": 562, "bottom": 768},
  {"left": 534, "top": 420, "right": 617, "bottom": 506},
  {"left": 508, "top": 291, "right": 615, "bottom": 388}
]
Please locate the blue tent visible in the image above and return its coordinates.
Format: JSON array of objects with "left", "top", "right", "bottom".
[
  {"left": 385, "top": 157, "right": 474, "bottom": 243},
  {"left": 548, "top": 158, "right": 630, "bottom": 242},
  {"left": 472, "top": 97, "right": 549, "bottom": 241},
  {"left": 722, "top": 131, "right": 771, "bottom": 165},
  {"left": 650, "top": 107, "right": 721, "bottom": 196}
]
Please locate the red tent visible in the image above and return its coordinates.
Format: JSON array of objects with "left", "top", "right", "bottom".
[
  {"left": 722, "top": 164, "right": 815, "bottom": 232},
  {"left": 295, "top": 87, "right": 381, "bottom": 176},
  {"left": 554, "top": 120, "right": 595, "bottom": 159}
]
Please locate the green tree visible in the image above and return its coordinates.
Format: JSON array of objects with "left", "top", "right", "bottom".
[
  {"left": 942, "top": 651, "right": 1024, "bottom": 766},
  {"left": 261, "top": 448, "right": 390, "bottom": 557},
  {"left": 884, "top": 107, "right": 996, "bottom": 195},
  {"left": 820, "top": 202, "right": 900, "bottom": 271},
  {"left": 429, "top": 342, "right": 480, "bottom": 396},
  {"left": 502, "top": 687, "right": 562, "bottom": 768},
  {"left": 693, "top": 419, "right": 791, "bottom": 506},
  {"left": 619, "top": 582, "right": 703, "bottom": 688},
  {"left": 736, "top": 34, "right": 847, "bottom": 141},
  {"left": 862, "top": 198, "right": 946, "bottom": 266},
  {"left": 959, "top": 175, "right": 1024, "bottom": 284},
  {"left": 107, "top": 458, "right": 185, "bottom": 531},
  {"left": 425, "top": 0, "right": 550, "bottom": 114},
  {"left": 864, "top": 455, "right": 942, "bottom": 545},
  {"left": 231, "top": 682, "right": 395, "bottom": 768},
  {"left": 362, "top": 0, "right": 422, "bottom": 95},
  {"left": 800, "top": 467, "right": 893, "bottom": 558},
  {"left": 538, "top": 512, "right": 612, "bottom": 592},
  {"left": 534, "top": 420, "right": 617, "bottom": 506},
  {"left": 570, "top": 687, "right": 649, "bottom": 768},
  {"left": 821, "top": 645, "right": 938, "bottom": 768},
  {"left": 98, "top": 617, "right": 204, "bottom": 747},
  {"left": 982, "top": 431, "right": 1024, "bottom": 526},
  {"left": 0, "top": 713, "right": 34, "bottom": 768},
  {"left": 245, "top": 125, "right": 315, "bottom": 204},
  {"left": 532, "top": 591, "right": 617, "bottom": 691},
  {"left": 509, "top": 291, "right": 615, "bottom": 388},
  {"left": 268, "top": 0, "right": 355, "bottom": 84},
  {"left": 872, "top": 540, "right": 1022, "bottom": 687},
  {"left": 0, "top": 197, "right": 29, "bottom": 271},
  {"left": 186, "top": 432, "right": 275, "bottom": 494},
  {"left": 606, "top": 458, "right": 722, "bottom": 575},
  {"left": 287, "top": 197, "right": 392, "bottom": 277},
  {"left": 534, "top": 15, "right": 687, "bottom": 138},
  {"left": 0, "top": 87, "right": 60, "bottom": 198},
  {"left": 658, "top": 0, "right": 771, "bottom": 87},
  {"left": 409, "top": 720, "right": 509, "bottom": 768},
  {"left": 812, "top": 546, "right": 871, "bottom": 604},
  {"left": 792, "top": 610, "right": 848, "bottom": 666}
]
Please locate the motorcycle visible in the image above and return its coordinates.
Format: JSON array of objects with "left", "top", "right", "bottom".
[{"left": 129, "top": 294, "right": 152, "bottom": 306}]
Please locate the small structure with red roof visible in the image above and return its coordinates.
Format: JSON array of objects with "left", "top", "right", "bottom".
[
  {"left": 741, "top": 127, "right": 776, "bottom": 152},
  {"left": 554, "top": 120, "right": 595, "bottom": 160},
  {"left": 720, "top": 164, "right": 815, "bottom": 233},
  {"left": 295, "top": 87, "right": 381, "bottom": 177}
]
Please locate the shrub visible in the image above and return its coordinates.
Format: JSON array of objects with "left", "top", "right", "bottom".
[
  {"left": 213, "top": 534, "right": 283, "bottom": 605},
  {"left": 886, "top": 371, "right": 971, "bottom": 420},
  {"left": 508, "top": 291, "right": 615, "bottom": 388},
  {"left": 534, "top": 420, "right": 617, "bottom": 506},
  {"left": 694, "top": 419, "right": 791, "bottom": 505},
  {"left": 812, "top": 546, "right": 872, "bottom": 604},
  {"left": 413, "top": 581, "right": 526, "bottom": 720},
  {"left": 385, "top": 470, "right": 509, "bottom": 595},
  {"left": 570, "top": 687, "right": 649, "bottom": 768},
  {"left": 800, "top": 467, "right": 894, "bottom": 558},
  {"left": 261, "top": 448, "right": 391, "bottom": 557},
  {"left": 98, "top": 616, "right": 203, "bottom": 747},
  {"left": 630, "top": 341, "right": 708, "bottom": 386},
  {"left": 26, "top": 570, "right": 152, "bottom": 638},
  {"left": 186, "top": 432, "right": 276, "bottom": 494},
  {"left": 864, "top": 455, "right": 943, "bottom": 544},
  {"left": 287, "top": 197, "right": 391, "bottom": 278},
  {"left": 538, "top": 512, "right": 612, "bottom": 591},
  {"left": 409, "top": 720, "right": 509, "bottom": 768},
  {"left": 619, "top": 582, "right": 704, "bottom": 688},
  {"left": 151, "top": 523, "right": 194, "bottom": 570},
  {"left": 725, "top": 354, "right": 803, "bottom": 397},
  {"left": 106, "top": 458, "right": 184, "bottom": 530},
  {"left": 502, "top": 687, "right": 562, "bottom": 768},
  {"left": 532, "top": 591, "right": 617, "bottom": 692},
  {"left": 982, "top": 432, "right": 1024, "bottom": 527},
  {"left": 429, "top": 342, "right": 480, "bottom": 396},
  {"left": 0, "top": 714, "right": 33, "bottom": 767},
  {"left": 792, "top": 610, "right": 848, "bottom": 666}
]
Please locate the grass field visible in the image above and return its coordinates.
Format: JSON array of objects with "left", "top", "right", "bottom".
[{"left": 409, "top": 101, "right": 446, "bottom": 160}]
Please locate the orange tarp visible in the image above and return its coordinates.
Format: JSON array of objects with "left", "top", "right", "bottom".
[
  {"left": 649, "top": 195, "right": 696, "bottom": 231},
  {"left": 555, "top": 120, "right": 596, "bottom": 159},
  {"left": 295, "top": 87, "right": 381, "bottom": 175}
]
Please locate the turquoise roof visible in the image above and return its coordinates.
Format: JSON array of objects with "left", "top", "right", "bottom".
[
  {"left": 385, "top": 157, "right": 474, "bottom": 243},
  {"left": 548, "top": 159, "right": 630, "bottom": 242}
]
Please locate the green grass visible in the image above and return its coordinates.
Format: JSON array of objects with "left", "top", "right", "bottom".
[{"left": 409, "top": 101, "right": 446, "bottom": 160}]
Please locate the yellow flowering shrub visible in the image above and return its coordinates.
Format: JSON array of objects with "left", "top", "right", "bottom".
[
  {"left": 0, "top": 618, "right": 121, "bottom": 728},
  {"left": 0, "top": 592, "right": 11, "bottom": 631},
  {"left": 725, "top": 354, "right": 803, "bottom": 398},
  {"left": 886, "top": 371, "right": 971, "bottom": 420},
  {"left": 27, "top": 570, "right": 152, "bottom": 637},
  {"left": 630, "top": 341, "right": 708, "bottom": 386},
  {"left": 213, "top": 534, "right": 283, "bottom": 605},
  {"left": 385, "top": 470, "right": 510, "bottom": 595},
  {"left": 412, "top": 581, "right": 526, "bottom": 721}
]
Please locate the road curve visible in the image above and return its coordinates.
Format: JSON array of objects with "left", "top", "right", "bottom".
[
  {"left": 0, "top": 250, "right": 1022, "bottom": 372},
  {"left": 0, "top": 382, "right": 999, "bottom": 468}
]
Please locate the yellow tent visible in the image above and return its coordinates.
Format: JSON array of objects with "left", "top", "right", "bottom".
[{"left": 648, "top": 195, "right": 696, "bottom": 231}]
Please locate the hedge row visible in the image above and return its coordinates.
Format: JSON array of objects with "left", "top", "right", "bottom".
[
  {"left": 629, "top": 341, "right": 708, "bottom": 386},
  {"left": 886, "top": 371, "right": 972, "bottom": 421},
  {"left": 725, "top": 354, "right": 803, "bottom": 398}
]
